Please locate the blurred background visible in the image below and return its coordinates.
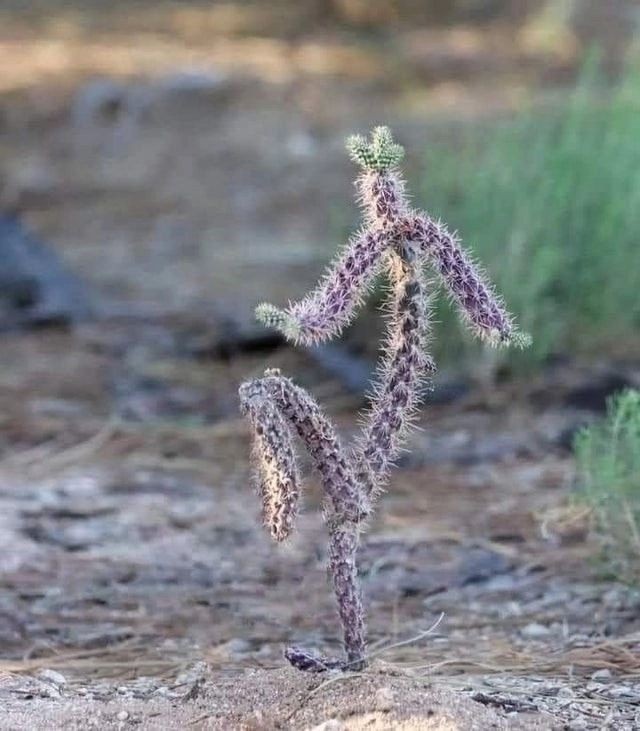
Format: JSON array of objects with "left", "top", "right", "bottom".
[
  {"left": 1, "top": 0, "right": 639, "bottom": 369},
  {"left": 1, "top": 2, "right": 640, "bottom": 725}
]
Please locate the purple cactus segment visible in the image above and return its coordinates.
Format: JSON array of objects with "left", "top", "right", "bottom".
[
  {"left": 357, "top": 244, "right": 432, "bottom": 487},
  {"left": 357, "top": 171, "right": 408, "bottom": 230},
  {"left": 287, "top": 228, "right": 390, "bottom": 345},
  {"left": 407, "top": 214, "right": 514, "bottom": 344},
  {"left": 259, "top": 374, "right": 368, "bottom": 523},
  {"left": 241, "top": 393, "right": 299, "bottom": 542},
  {"left": 283, "top": 517, "right": 367, "bottom": 673},
  {"left": 328, "top": 518, "right": 367, "bottom": 669}
]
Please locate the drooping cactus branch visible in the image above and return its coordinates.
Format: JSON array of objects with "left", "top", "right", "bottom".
[
  {"left": 239, "top": 126, "right": 529, "bottom": 673},
  {"left": 239, "top": 370, "right": 368, "bottom": 672}
]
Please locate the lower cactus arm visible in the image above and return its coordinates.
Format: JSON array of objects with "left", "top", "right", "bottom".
[
  {"left": 240, "top": 394, "right": 299, "bottom": 543},
  {"left": 239, "top": 371, "right": 368, "bottom": 670}
]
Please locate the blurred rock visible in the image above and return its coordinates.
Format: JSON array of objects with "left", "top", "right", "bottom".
[
  {"left": 564, "top": 371, "right": 635, "bottom": 412},
  {"left": 0, "top": 214, "right": 91, "bottom": 329}
]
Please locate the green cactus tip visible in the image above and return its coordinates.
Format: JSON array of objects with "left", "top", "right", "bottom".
[
  {"left": 255, "top": 302, "right": 301, "bottom": 341},
  {"left": 346, "top": 126, "right": 405, "bottom": 173}
]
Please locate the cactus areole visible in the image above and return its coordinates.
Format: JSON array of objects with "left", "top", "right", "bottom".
[{"left": 238, "top": 127, "right": 529, "bottom": 673}]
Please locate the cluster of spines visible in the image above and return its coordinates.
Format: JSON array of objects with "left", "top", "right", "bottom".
[{"left": 239, "top": 126, "right": 529, "bottom": 672}]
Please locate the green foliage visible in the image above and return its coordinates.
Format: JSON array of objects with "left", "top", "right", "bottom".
[
  {"left": 421, "top": 60, "right": 640, "bottom": 367},
  {"left": 574, "top": 389, "right": 640, "bottom": 585}
]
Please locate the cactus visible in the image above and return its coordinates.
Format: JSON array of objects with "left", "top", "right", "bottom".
[{"left": 238, "top": 127, "right": 529, "bottom": 673}]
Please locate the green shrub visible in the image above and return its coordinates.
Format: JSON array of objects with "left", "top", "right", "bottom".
[
  {"left": 574, "top": 389, "right": 640, "bottom": 585},
  {"left": 421, "top": 60, "right": 640, "bottom": 368}
]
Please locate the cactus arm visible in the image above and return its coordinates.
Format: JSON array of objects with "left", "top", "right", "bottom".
[
  {"left": 256, "top": 127, "right": 411, "bottom": 346},
  {"left": 256, "top": 227, "right": 391, "bottom": 346},
  {"left": 239, "top": 371, "right": 368, "bottom": 670},
  {"left": 240, "top": 394, "right": 299, "bottom": 543},
  {"left": 407, "top": 214, "right": 530, "bottom": 347}
]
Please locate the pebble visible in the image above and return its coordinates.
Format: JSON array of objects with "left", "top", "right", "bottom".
[
  {"left": 375, "top": 686, "right": 395, "bottom": 711},
  {"left": 310, "top": 721, "right": 344, "bottom": 731},
  {"left": 38, "top": 669, "right": 67, "bottom": 686},
  {"left": 606, "top": 685, "right": 640, "bottom": 701},
  {"left": 117, "top": 710, "right": 129, "bottom": 722},
  {"left": 565, "top": 720, "right": 587, "bottom": 730},
  {"left": 591, "top": 668, "right": 612, "bottom": 681},
  {"left": 521, "top": 622, "right": 550, "bottom": 639}
]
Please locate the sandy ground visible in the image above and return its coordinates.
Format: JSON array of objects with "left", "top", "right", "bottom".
[
  {"left": 3, "top": 669, "right": 553, "bottom": 731},
  {"left": 1, "top": 665, "right": 555, "bottom": 730}
]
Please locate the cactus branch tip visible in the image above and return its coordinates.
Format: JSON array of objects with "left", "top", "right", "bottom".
[
  {"left": 346, "top": 126, "right": 404, "bottom": 173},
  {"left": 509, "top": 330, "right": 533, "bottom": 349},
  {"left": 255, "top": 302, "right": 301, "bottom": 341}
]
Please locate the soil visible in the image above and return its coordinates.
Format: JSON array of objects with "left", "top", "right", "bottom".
[{"left": 1, "top": 3, "right": 639, "bottom": 730}]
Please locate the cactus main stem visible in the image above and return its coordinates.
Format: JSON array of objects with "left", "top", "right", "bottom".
[{"left": 355, "top": 239, "right": 432, "bottom": 495}]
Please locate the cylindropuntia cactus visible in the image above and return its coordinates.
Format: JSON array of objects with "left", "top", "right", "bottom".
[{"left": 238, "top": 127, "right": 529, "bottom": 673}]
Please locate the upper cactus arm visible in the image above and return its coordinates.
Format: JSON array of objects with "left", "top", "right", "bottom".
[
  {"left": 256, "top": 228, "right": 390, "bottom": 346},
  {"left": 409, "top": 215, "right": 530, "bottom": 347}
]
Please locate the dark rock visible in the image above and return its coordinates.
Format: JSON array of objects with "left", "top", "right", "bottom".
[
  {"left": 0, "top": 214, "right": 91, "bottom": 328},
  {"left": 564, "top": 372, "right": 634, "bottom": 412},
  {"left": 183, "top": 317, "right": 284, "bottom": 361}
]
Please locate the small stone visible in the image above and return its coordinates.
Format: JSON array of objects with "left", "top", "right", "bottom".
[
  {"left": 38, "top": 669, "right": 67, "bottom": 685},
  {"left": 311, "top": 721, "right": 344, "bottom": 731},
  {"left": 375, "top": 686, "right": 394, "bottom": 711},
  {"left": 116, "top": 710, "right": 129, "bottom": 721},
  {"left": 591, "top": 668, "right": 612, "bottom": 681},
  {"left": 565, "top": 720, "right": 587, "bottom": 730},
  {"left": 521, "top": 622, "right": 550, "bottom": 639},
  {"left": 606, "top": 685, "right": 640, "bottom": 701},
  {"left": 557, "top": 687, "right": 574, "bottom": 699}
]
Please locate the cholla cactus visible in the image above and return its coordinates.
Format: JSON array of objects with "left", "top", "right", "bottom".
[{"left": 239, "top": 127, "right": 529, "bottom": 673}]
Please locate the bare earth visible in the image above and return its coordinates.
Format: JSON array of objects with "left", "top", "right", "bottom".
[{"left": 1, "top": 664, "right": 554, "bottom": 730}]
